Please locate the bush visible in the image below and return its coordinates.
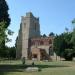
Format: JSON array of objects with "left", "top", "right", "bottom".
[
  {"left": 32, "top": 62, "right": 35, "bottom": 67},
  {"left": 38, "top": 68, "right": 42, "bottom": 72},
  {"left": 64, "top": 49, "right": 73, "bottom": 61}
]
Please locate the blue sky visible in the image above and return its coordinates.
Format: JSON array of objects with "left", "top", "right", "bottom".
[{"left": 6, "top": 0, "right": 75, "bottom": 47}]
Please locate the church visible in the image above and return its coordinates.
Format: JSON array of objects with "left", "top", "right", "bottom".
[{"left": 16, "top": 12, "right": 54, "bottom": 61}]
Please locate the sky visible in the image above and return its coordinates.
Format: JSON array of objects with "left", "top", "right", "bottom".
[{"left": 6, "top": 0, "right": 75, "bottom": 47}]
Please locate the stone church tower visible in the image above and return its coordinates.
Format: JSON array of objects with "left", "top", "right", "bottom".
[{"left": 16, "top": 12, "right": 40, "bottom": 59}]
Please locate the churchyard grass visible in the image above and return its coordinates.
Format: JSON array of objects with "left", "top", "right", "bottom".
[{"left": 0, "top": 60, "right": 75, "bottom": 75}]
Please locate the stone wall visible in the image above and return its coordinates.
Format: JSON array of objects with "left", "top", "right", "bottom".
[{"left": 16, "top": 12, "right": 40, "bottom": 59}]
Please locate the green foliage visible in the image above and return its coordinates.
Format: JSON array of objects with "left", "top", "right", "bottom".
[
  {"left": 8, "top": 29, "right": 14, "bottom": 35},
  {"left": 0, "top": 21, "right": 14, "bottom": 58},
  {"left": 0, "top": 21, "right": 13, "bottom": 44},
  {"left": 72, "top": 18, "right": 75, "bottom": 24},
  {"left": 0, "top": 0, "right": 11, "bottom": 50},
  {"left": 32, "top": 62, "right": 35, "bottom": 67},
  {"left": 54, "top": 32, "right": 74, "bottom": 60},
  {"left": 49, "top": 32, "right": 55, "bottom": 37},
  {"left": 0, "top": 45, "right": 16, "bottom": 58},
  {"left": 42, "top": 34, "right": 47, "bottom": 37},
  {"left": 9, "top": 47, "right": 16, "bottom": 59},
  {"left": 54, "top": 33, "right": 66, "bottom": 57},
  {"left": 72, "top": 18, "right": 75, "bottom": 46},
  {"left": 53, "top": 19, "right": 75, "bottom": 61},
  {"left": 5, "top": 29, "right": 14, "bottom": 43},
  {"left": 0, "top": 22, "right": 6, "bottom": 45},
  {"left": 0, "top": 0, "right": 10, "bottom": 28},
  {"left": 64, "top": 49, "right": 74, "bottom": 61},
  {"left": 0, "top": 0, "right": 14, "bottom": 58},
  {"left": 71, "top": 18, "right": 75, "bottom": 54},
  {"left": 38, "top": 68, "right": 42, "bottom": 72},
  {"left": 0, "top": 0, "right": 11, "bottom": 41},
  {"left": 71, "top": 19, "right": 75, "bottom": 48}
]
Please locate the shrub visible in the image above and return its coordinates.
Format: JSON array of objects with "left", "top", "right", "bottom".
[
  {"left": 38, "top": 68, "right": 42, "bottom": 72},
  {"left": 32, "top": 62, "right": 35, "bottom": 67},
  {"left": 64, "top": 49, "right": 73, "bottom": 61}
]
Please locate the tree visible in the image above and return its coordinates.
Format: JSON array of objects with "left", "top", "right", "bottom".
[
  {"left": 0, "top": 0, "right": 11, "bottom": 41},
  {"left": 54, "top": 34, "right": 66, "bottom": 57},
  {"left": 71, "top": 19, "right": 75, "bottom": 58},
  {"left": 54, "top": 32, "right": 74, "bottom": 60},
  {"left": 8, "top": 47, "right": 16, "bottom": 59},
  {"left": 49, "top": 32, "right": 55, "bottom": 37},
  {"left": 0, "top": 0, "right": 11, "bottom": 57},
  {"left": 0, "top": 22, "right": 6, "bottom": 45},
  {"left": 65, "top": 27, "right": 69, "bottom": 32},
  {"left": 64, "top": 49, "right": 74, "bottom": 61},
  {"left": 0, "top": 0, "right": 10, "bottom": 28},
  {"left": 0, "top": 22, "right": 7, "bottom": 57},
  {"left": 72, "top": 18, "right": 75, "bottom": 24},
  {"left": 0, "top": 0, "right": 11, "bottom": 45},
  {"left": 42, "top": 34, "right": 47, "bottom": 37}
]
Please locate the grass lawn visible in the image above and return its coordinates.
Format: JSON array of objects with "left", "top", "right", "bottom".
[{"left": 0, "top": 60, "right": 75, "bottom": 75}]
